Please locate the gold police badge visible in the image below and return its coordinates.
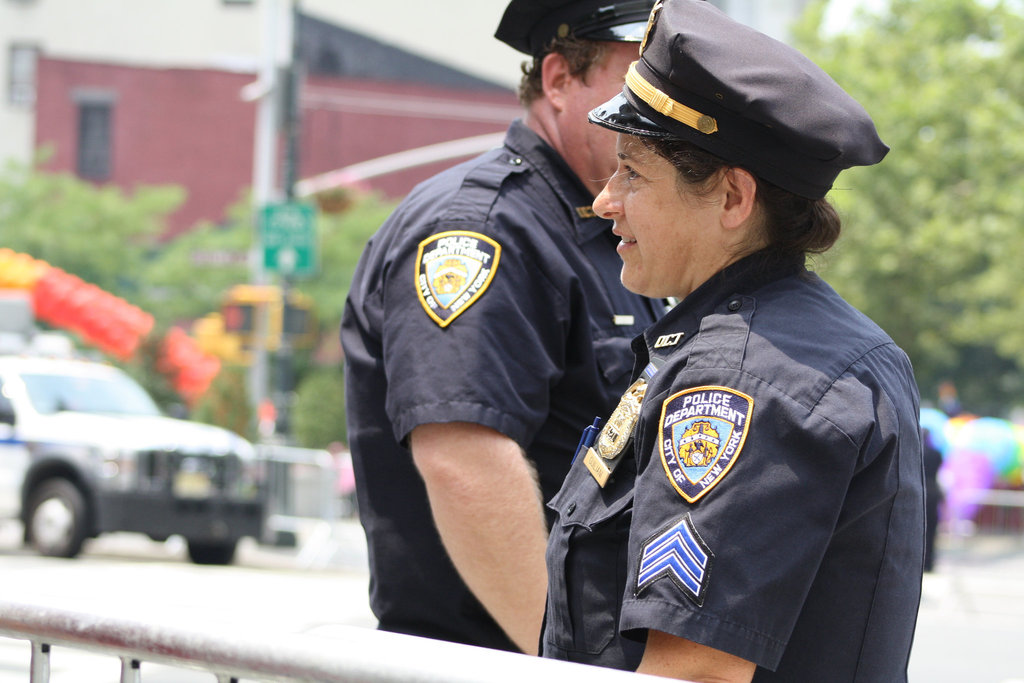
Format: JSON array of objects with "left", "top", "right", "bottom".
[
  {"left": 584, "top": 376, "right": 648, "bottom": 487},
  {"left": 415, "top": 230, "right": 501, "bottom": 327}
]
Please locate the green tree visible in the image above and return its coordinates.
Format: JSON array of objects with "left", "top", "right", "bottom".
[
  {"left": 136, "top": 199, "right": 253, "bottom": 327},
  {"left": 290, "top": 366, "right": 347, "bottom": 448},
  {"left": 0, "top": 157, "right": 183, "bottom": 296},
  {"left": 298, "top": 194, "right": 395, "bottom": 325},
  {"left": 139, "top": 192, "right": 393, "bottom": 332},
  {"left": 191, "top": 365, "right": 254, "bottom": 439},
  {"left": 139, "top": 191, "right": 392, "bottom": 437},
  {"left": 795, "top": 0, "right": 1024, "bottom": 415},
  {"left": 123, "top": 326, "right": 187, "bottom": 413}
]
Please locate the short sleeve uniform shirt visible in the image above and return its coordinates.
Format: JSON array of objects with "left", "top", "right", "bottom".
[
  {"left": 541, "top": 253, "right": 925, "bottom": 681},
  {"left": 341, "top": 119, "right": 663, "bottom": 651}
]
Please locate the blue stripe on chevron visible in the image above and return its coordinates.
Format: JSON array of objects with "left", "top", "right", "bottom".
[{"left": 637, "top": 514, "right": 712, "bottom": 604}]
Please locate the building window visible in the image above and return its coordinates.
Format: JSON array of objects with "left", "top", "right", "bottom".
[
  {"left": 74, "top": 94, "right": 114, "bottom": 181},
  {"left": 8, "top": 44, "right": 38, "bottom": 106}
]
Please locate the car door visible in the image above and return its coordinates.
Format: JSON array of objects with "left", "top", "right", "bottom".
[{"left": 0, "top": 376, "right": 30, "bottom": 519}]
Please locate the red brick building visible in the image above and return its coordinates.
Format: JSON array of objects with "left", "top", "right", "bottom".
[{"left": 33, "top": 14, "right": 521, "bottom": 239}]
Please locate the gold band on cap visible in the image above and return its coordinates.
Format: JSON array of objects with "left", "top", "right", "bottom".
[{"left": 625, "top": 62, "right": 718, "bottom": 135}]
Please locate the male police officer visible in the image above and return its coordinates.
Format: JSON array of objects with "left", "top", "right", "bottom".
[{"left": 341, "top": 0, "right": 660, "bottom": 655}]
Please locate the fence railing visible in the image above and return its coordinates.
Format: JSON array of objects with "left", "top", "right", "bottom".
[
  {"left": 945, "top": 487, "right": 1024, "bottom": 541},
  {"left": 256, "top": 443, "right": 357, "bottom": 569},
  {"left": 258, "top": 444, "right": 341, "bottom": 522},
  {"left": 0, "top": 599, "right": 668, "bottom": 683}
]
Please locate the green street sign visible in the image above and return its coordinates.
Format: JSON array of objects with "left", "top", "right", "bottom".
[{"left": 261, "top": 202, "right": 317, "bottom": 277}]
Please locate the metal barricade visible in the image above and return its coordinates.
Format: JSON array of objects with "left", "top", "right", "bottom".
[
  {"left": 257, "top": 444, "right": 348, "bottom": 569},
  {"left": 259, "top": 444, "right": 339, "bottom": 521},
  {"left": 949, "top": 488, "right": 1024, "bottom": 538},
  {"left": 0, "top": 600, "right": 666, "bottom": 683}
]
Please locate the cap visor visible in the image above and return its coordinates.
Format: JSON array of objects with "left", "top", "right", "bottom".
[
  {"left": 589, "top": 91, "right": 671, "bottom": 137},
  {"left": 581, "top": 20, "right": 650, "bottom": 43}
]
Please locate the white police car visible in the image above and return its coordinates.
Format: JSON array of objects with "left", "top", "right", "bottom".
[{"left": 0, "top": 353, "right": 264, "bottom": 564}]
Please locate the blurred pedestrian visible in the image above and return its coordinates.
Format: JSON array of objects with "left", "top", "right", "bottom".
[
  {"left": 540, "top": 2, "right": 926, "bottom": 680},
  {"left": 922, "top": 428, "right": 945, "bottom": 571},
  {"left": 340, "top": 0, "right": 662, "bottom": 655},
  {"left": 327, "top": 441, "right": 357, "bottom": 518},
  {"left": 938, "top": 380, "right": 963, "bottom": 417}
]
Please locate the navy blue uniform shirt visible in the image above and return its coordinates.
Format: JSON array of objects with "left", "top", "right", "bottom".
[
  {"left": 341, "top": 119, "right": 663, "bottom": 651},
  {"left": 542, "top": 252, "right": 925, "bottom": 680}
]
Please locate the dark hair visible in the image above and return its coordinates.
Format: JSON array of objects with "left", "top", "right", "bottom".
[
  {"left": 516, "top": 36, "right": 609, "bottom": 106},
  {"left": 640, "top": 137, "right": 842, "bottom": 256}
]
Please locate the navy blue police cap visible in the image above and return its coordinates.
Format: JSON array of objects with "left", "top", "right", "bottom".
[
  {"left": 588, "top": 0, "right": 888, "bottom": 199},
  {"left": 496, "top": 0, "right": 657, "bottom": 56}
]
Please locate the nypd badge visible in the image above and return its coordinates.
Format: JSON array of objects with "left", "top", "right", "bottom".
[
  {"left": 659, "top": 386, "right": 753, "bottom": 502},
  {"left": 583, "top": 363, "right": 658, "bottom": 487},
  {"left": 584, "top": 376, "right": 647, "bottom": 487},
  {"left": 415, "top": 230, "right": 501, "bottom": 327}
]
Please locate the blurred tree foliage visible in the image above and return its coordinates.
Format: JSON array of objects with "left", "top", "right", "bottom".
[
  {"left": 291, "top": 367, "right": 347, "bottom": 449},
  {"left": 138, "top": 191, "right": 391, "bottom": 438},
  {"left": 292, "top": 192, "right": 395, "bottom": 326},
  {"left": 134, "top": 198, "right": 253, "bottom": 325},
  {"left": 191, "top": 365, "right": 254, "bottom": 441},
  {"left": 136, "top": 190, "right": 393, "bottom": 332},
  {"left": 0, "top": 156, "right": 182, "bottom": 295},
  {"left": 123, "top": 326, "right": 188, "bottom": 414},
  {"left": 796, "top": 0, "right": 1024, "bottom": 415}
]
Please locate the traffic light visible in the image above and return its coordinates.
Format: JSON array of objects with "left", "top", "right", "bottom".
[
  {"left": 282, "top": 291, "right": 317, "bottom": 348},
  {"left": 192, "top": 313, "right": 246, "bottom": 364},
  {"left": 221, "top": 301, "right": 256, "bottom": 334},
  {"left": 219, "top": 285, "right": 281, "bottom": 351},
  {"left": 218, "top": 285, "right": 316, "bottom": 356}
]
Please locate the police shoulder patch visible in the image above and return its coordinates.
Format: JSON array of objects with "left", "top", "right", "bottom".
[
  {"left": 415, "top": 230, "right": 501, "bottom": 328},
  {"left": 637, "top": 513, "right": 712, "bottom": 606},
  {"left": 659, "top": 385, "right": 753, "bottom": 503}
]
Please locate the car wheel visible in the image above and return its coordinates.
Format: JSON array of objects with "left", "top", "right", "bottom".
[
  {"left": 186, "top": 539, "right": 238, "bottom": 565},
  {"left": 26, "top": 479, "right": 88, "bottom": 558}
]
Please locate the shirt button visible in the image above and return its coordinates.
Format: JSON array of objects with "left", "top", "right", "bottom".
[
  {"left": 510, "top": 157, "right": 523, "bottom": 165},
  {"left": 727, "top": 299, "right": 742, "bottom": 311},
  {"left": 566, "top": 502, "right": 576, "bottom": 516}
]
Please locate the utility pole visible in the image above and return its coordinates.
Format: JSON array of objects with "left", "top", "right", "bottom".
[
  {"left": 275, "top": 0, "right": 303, "bottom": 436},
  {"left": 247, "top": 0, "right": 292, "bottom": 433}
]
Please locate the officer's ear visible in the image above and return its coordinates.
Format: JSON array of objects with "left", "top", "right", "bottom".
[
  {"left": 720, "top": 167, "right": 758, "bottom": 231},
  {"left": 540, "top": 51, "right": 572, "bottom": 112}
]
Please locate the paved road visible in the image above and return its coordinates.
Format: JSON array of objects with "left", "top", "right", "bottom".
[
  {"left": 912, "top": 535, "right": 1024, "bottom": 683},
  {"left": 1, "top": 520, "right": 1022, "bottom": 682},
  {"left": 0, "top": 519, "right": 375, "bottom": 682}
]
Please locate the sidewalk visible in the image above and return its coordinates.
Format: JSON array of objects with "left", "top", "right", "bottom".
[{"left": 912, "top": 533, "right": 1024, "bottom": 682}]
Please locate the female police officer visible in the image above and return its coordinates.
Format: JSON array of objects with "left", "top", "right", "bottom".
[{"left": 539, "top": 1, "right": 925, "bottom": 681}]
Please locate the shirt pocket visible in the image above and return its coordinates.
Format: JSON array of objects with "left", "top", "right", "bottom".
[
  {"left": 591, "top": 333, "right": 635, "bottom": 387},
  {"left": 544, "top": 461, "right": 634, "bottom": 658}
]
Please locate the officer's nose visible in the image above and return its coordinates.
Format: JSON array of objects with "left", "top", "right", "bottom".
[{"left": 593, "top": 182, "right": 620, "bottom": 220}]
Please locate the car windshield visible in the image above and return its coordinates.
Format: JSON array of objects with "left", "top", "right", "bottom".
[{"left": 21, "top": 371, "right": 162, "bottom": 416}]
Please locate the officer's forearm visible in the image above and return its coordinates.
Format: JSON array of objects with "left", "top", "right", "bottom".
[
  {"left": 411, "top": 422, "right": 548, "bottom": 655},
  {"left": 637, "top": 629, "right": 756, "bottom": 682}
]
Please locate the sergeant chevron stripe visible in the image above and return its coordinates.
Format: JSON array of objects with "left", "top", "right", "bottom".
[{"left": 636, "top": 513, "right": 713, "bottom": 606}]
